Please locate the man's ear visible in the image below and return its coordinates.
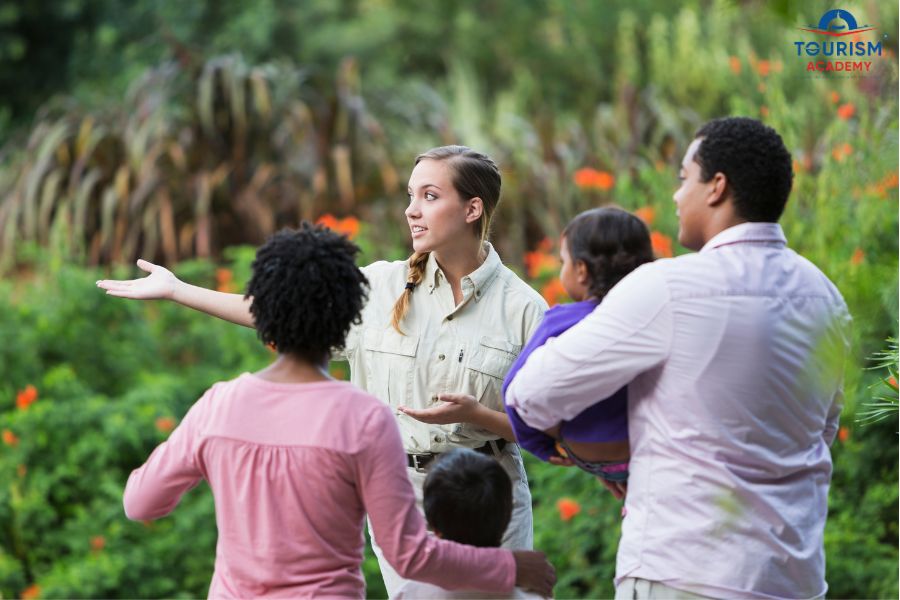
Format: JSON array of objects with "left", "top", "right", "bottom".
[
  {"left": 707, "top": 172, "right": 729, "bottom": 207},
  {"left": 465, "top": 197, "right": 484, "bottom": 224}
]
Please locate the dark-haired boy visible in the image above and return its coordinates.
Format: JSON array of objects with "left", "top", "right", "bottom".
[
  {"left": 508, "top": 117, "right": 851, "bottom": 599},
  {"left": 395, "top": 448, "right": 544, "bottom": 599}
]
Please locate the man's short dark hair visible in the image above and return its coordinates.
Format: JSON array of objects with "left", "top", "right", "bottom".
[
  {"left": 246, "top": 222, "right": 368, "bottom": 364},
  {"left": 423, "top": 449, "right": 512, "bottom": 548},
  {"left": 694, "top": 117, "right": 794, "bottom": 222}
]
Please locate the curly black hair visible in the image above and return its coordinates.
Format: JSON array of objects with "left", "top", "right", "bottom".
[
  {"left": 245, "top": 223, "right": 368, "bottom": 364},
  {"left": 694, "top": 117, "right": 794, "bottom": 222},
  {"left": 423, "top": 449, "right": 512, "bottom": 548},
  {"left": 563, "top": 207, "right": 655, "bottom": 301}
]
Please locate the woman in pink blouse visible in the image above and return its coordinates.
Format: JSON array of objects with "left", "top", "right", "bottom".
[{"left": 123, "top": 224, "right": 555, "bottom": 599}]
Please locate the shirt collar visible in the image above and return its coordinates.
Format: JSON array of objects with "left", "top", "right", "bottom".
[
  {"left": 426, "top": 243, "right": 502, "bottom": 301},
  {"left": 700, "top": 222, "right": 787, "bottom": 253}
]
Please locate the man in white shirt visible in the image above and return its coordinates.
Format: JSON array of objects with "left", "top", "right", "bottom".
[{"left": 507, "top": 117, "right": 850, "bottom": 599}]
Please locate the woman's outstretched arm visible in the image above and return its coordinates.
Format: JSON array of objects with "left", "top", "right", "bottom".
[{"left": 97, "top": 259, "right": 255, "bottom": 328}]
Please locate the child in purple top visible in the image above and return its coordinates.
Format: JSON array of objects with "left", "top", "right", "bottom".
[{"left": 504, "top": 208, "right": 654, "bottom": 481}]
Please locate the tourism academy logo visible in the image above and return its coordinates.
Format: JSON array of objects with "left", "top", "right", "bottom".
[{"left": 794, "top": 8, "right": 883, "bottom": 74}]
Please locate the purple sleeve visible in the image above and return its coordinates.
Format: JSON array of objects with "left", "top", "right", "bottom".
[
  {"left": 503, "top": 302, "right": 598, "bottom": 462},
  {"left": 505, "top": 403, "right": 559, "bottom": 461}
]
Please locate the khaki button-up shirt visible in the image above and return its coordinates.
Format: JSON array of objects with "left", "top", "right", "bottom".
[{"left": 338, "top": 244, "right": 547, "bottom": 453}]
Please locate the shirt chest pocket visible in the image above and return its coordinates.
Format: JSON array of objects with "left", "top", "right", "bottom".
[
  {"left": 362, "top": 328, "right": 419, "bottom": 408},
  {"left": 465, "top": 337, "right": 521, "bottom": 411}
]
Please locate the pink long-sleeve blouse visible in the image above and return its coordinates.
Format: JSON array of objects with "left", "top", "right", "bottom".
[{"left": 124, "top": 373, "right": 515, "bottom": 598}]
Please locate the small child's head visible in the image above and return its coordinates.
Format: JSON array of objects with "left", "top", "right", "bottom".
[
  {"left": 560, "top": 207, "right": 654, "bottom": 302},
  {"left": 246, "top": 223, "right": 368, "bottom": 365},
  {"left": 423, "top": 449, "right": 512, "bottom": 548}
]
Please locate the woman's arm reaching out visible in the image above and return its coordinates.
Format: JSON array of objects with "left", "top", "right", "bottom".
[{"left": 97, "top": 259, "right": 255, "bottom": 328}]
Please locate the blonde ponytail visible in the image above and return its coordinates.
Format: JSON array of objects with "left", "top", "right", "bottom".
[{"left": 390, "top": 251, "right": 430, "bottom": 334}]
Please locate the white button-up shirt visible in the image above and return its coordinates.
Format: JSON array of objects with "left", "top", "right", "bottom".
[
  {"left": 340, "top": 244, "right": 547, "bottom": 453},
  {"left": 507, "top": 223, "right": 850, "bottom": 599}
]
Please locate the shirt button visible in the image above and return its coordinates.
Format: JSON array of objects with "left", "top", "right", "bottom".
[
  {"left": 447, "top": 315, "right": 454, "bottom": 321},
  {"left": 438, "top": 354, "right": 445, "bottom": 361},
  {"left": 433, "top": 434, "right": 444, "bottom": 443}
]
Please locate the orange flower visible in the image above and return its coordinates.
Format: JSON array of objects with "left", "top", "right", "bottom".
[
  {"left": 650, "top": 231, "right": 673, "bottom": 258},
  {"left": 633, "top": 206, "right": 656, "bottom": 227},
  {"left": 831, "top": 143, "right": 853, "bottom": 162},
  {"left": 829, "top": 91, "right": 840, "bottom": 104},
  {"left": 850, "top": 248, "right": 864, "bottom": 265},
  {"left": 523, "top": 251, "right": 559, "bottom": 279},
  {"left": 316, "top": 214, "right": 360, "bottom": 240},
  {"left": 316, "top": 214, "right": 338, "bottom": 230},
  {"left": 16, "top": 385, "right": 38, "bottom": 411},
  {"left": 21, "top": 584, "right": 41, "bottom": 600},
  {"left": 574, "top": 168, "right": 615, "bottom": 191},
  {"left": 540, "top": 278, "right": 569, "bottom": 307},
  {"left": 888, "top": 376, "right": 897, "bottom": 388},
  {"left": 756, "top": 60, "right": 771, "bottom": 77},
  {"left": 864, "top": 171, "right": 899, "bottom": 199},
  {"left": 329, "top": 364, "right": 348, "bottom": 380},
  {"left": 155, "top": 417, "right": 176, "bottom": 434},
  {"left": 215, "top": 268, "right": 235, "bottom": 293},
  {"left": 837, "top": 103, "right": 855, "bottom": 120},
  {"left": 557, "top": 498, "right": 581, "bottom": 521},
  {"left": 728, "top": 56, "right": 741, "bottom": 75},
  {"left": 837, "top": 426, "right": 849, "bottom": 443},
  {"left": 792, "top": 160, "right": 803, "bottom": 174},
  {"left": 2, "top": 429, "right": 19, "bottom": 447},
  {"left": 336, "top": 216, "right": 360, "bottom": 239},
  {"left": 760, "top": 106, "right": 769, "bottom": 118},
  {"left": 91, "top": 535, "right": 106, "bottom": 552}
]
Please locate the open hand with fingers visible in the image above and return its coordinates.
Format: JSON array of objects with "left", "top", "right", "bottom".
[
  {"left": 96, "top": 259, "right": 179, "bottom": 300},
  {"left": 513, "top": 550, "right": 557, "bottom": 598},
  {"left": 398, "top": 393, "right": 479, "bottom": 425}
]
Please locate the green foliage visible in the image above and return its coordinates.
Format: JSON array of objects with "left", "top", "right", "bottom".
[
  {"left": 0, "top": 251, "right": 272, "bottom": 598},
  {"left": 858, "top": 339, "right": 899, "bottom": 424}
]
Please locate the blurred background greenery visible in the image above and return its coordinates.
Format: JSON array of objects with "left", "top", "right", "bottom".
[{"left": 0, "top": 0, "right": 897, "bottom": 598}]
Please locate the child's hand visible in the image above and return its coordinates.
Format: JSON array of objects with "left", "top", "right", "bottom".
[
  {"left": 598, "top": 478, "right": 627, "bottom": 500},
  {"left": 398, "top": 393, "right": 479, "bottom": 425},
  {"left": 547, "top": 441, "right": 574, "bottom": 466}
]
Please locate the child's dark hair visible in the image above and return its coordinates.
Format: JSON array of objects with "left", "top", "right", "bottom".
[
  {"left": 246, "top": 223, "right": 368, "bottom": 364},
  {"left": 423, "top": 449, "right": 512, "bottom": 548},
  {"left": 563, "top": 207, "right": 654, "bottom": 301}
]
